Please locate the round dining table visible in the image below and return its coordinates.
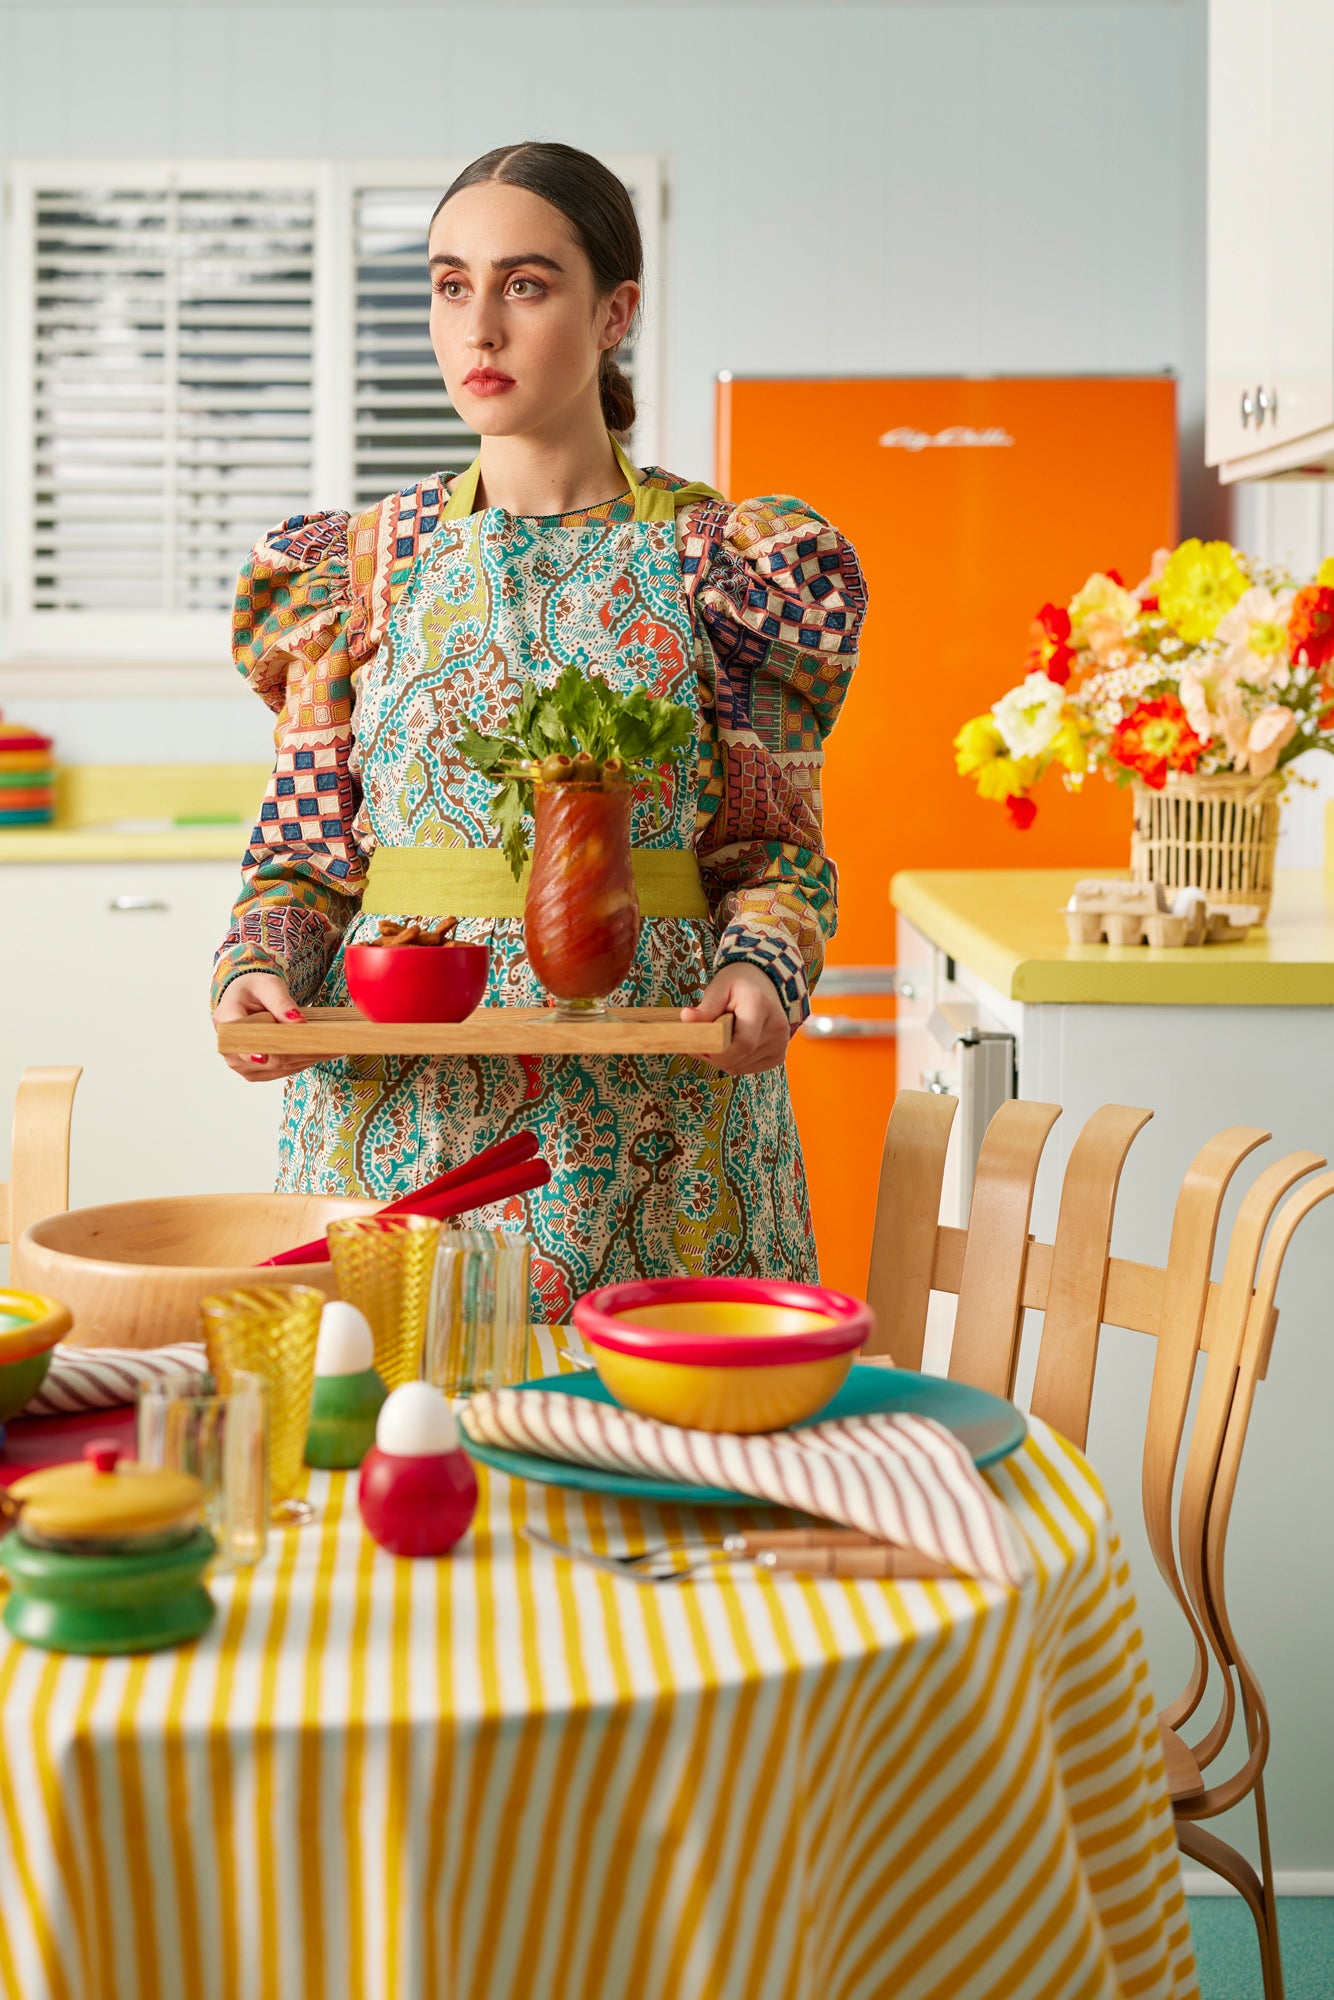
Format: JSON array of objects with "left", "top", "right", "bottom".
[{"left": 0, "top": 1328, "right": 1198, "bottom": 2000}]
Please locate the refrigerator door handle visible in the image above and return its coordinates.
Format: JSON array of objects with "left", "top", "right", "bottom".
[
  {"left": 804, "top": 963, "right": 900, "bottom": 1040},
  {"left": 800, "top": 1016, "right": 898, "bottom": 1041},
  {"left": 813, "top": 965, "right": 900, "bottom": 997}
]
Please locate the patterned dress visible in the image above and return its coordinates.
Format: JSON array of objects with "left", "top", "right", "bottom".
[{"left": 214, "top": 460, "right": 866, "bottom": 1324}]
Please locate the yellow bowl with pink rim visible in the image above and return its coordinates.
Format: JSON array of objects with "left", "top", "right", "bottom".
[
  {"left": 0, "top": 1287, "right": 73, "bottom": 1426},
  {"left": 571, "top": 1277, "right": 873, "bottom": 1433}
]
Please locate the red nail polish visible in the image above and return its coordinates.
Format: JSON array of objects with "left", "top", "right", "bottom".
[
  {"left": 285, "top": 1009, "right": 304, "bottom": 1021},
  {"left": 249, "top": 1055, "right": 266, "bottom": 1063}
]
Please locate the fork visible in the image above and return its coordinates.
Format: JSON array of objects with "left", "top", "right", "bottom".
[{"left": 521, "top": 1524, "right": 737, "bottom": 1584}]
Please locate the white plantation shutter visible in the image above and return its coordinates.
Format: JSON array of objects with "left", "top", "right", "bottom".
[
  {"left": 354, "top": 185, "right": 479, "bottom": 510},
  {"left": 4, "top": 157, "right": 664, "bottom": 671}
]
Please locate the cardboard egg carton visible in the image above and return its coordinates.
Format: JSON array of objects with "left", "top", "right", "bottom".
[{"left": 1062, "top": 880, "right": 1256, "bottom": 948}]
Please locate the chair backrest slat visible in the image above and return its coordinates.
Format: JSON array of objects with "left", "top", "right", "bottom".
[
  {"left": 948, "top": 1099, "right": 1062, "bottom": 1399},
  {"left": 1179, "top": 1149, "right": 1324, "bottom": 1770},
  {"left": 3, "top": 1067, "right": 81, "bottom": 1254},
  {"left": 863, "top": 1090, "right": 957, "bottom": 1365},
  {"left": 1144, "top": 1126, "right": 1271, "bottom": 1736},
  {"left": 1190, "top": 1170, "right": 1334, "bottom": 1817},
  {"left": 1028, "top": 1104, "right": 1153, "bottom": 1450}
]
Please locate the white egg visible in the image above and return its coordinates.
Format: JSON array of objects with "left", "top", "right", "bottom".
[
  {"left": 315, "top": 1300, "right": 375, "bottom": 1377},
  {"left": 375, "top": 1382, "right": 459, "bottom": 1457}
]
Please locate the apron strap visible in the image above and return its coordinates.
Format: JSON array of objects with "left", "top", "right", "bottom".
[{"left": 442, "top": 431, "right": 722, "bottom": 524}]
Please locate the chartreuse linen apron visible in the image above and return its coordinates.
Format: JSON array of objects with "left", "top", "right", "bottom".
[{"left": 277, "top": 436, "right": 817, "bottom": 1321}]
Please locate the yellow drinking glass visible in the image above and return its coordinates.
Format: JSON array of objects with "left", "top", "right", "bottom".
[
  {"left": 200, "top": 1284, "right": 323, "bottom": 1526},
  {"left": 325, "top": 1215, "right": 441, "bottom": 1392}
]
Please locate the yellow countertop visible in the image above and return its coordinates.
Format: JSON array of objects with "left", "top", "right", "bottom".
[
  {"left": 0, "top": 763, "right": 265, "bottom": 864},
  {"left": 890, "top": 869, "right": 1334, "bottom": 1005}
]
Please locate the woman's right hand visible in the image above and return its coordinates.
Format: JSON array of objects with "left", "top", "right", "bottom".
[{"left": 214, "top": 973, "right": 321, "bottom": 1083}]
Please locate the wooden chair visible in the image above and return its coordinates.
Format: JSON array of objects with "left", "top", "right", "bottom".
[
  {"left": 865, "top": 1089, "right": 1334, "bottom": 2000},
  {"left": 1, "top": 1066, "right": 82, "bottom": 1257}
]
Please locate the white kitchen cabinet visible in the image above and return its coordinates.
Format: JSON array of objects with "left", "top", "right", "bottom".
[
  {"left": 0, "top": 862, "right": 284, "bottom": 1260},
  {"left": 1207, "top": 0, "right": 1334, "bottom": 479}
]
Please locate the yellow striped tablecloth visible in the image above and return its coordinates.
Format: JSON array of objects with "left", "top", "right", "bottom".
[{"left": 0, "top": 1330, "right": 1198, "bottom": 2000}]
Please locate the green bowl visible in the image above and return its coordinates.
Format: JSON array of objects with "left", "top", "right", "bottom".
[
  {"left": 0, "top": 1346, "right": 54, "bottom": 1424},
  {"left": 0, "top": 1290, "right": 73, "bottom": 1426}
]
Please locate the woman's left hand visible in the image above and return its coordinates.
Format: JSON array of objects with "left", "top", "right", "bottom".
[{"left": 681, "top": 961, "right": 793, "bottom": 1075}]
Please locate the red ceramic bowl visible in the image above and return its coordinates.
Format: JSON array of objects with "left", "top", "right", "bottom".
[{"left": 344, "top": 942, "right": 488, "bottom": 1024}]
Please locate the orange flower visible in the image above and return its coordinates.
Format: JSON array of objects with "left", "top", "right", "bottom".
[
  {"left": 1289, "top": 585, "right": 1334, "bottom": 670},
  {"left": 1110, "top": 695, "right": 1206, "bottom": 790}
]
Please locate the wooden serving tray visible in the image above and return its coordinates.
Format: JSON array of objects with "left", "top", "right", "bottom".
[{"left": 217, "top": 1005, "right": 733, "bottom": 1057}]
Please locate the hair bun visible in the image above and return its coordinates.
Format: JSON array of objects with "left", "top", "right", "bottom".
[{"left": 599, "top": 351, "right": 636, "bottom": 439}]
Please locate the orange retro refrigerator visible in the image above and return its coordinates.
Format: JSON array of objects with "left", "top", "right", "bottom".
[{"left": 716, "top": 374, "right": 1178, "bottom": 1294}]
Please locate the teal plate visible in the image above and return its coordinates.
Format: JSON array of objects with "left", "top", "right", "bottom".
[{"left": 462, "top": 1363, "right": 1027, "bottom": 1506}]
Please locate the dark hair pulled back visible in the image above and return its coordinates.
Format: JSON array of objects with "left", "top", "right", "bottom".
[{"left": 432, "top": 142, "right": 640, "bottom": 437}]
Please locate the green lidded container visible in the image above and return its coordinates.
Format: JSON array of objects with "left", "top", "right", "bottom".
[{"left": 0, "top": 1441, "right": 216, "bottom": 1654}]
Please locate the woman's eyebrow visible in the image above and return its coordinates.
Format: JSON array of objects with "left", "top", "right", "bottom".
[{"left": 428, "top": 251, "right": 566, "bottom": 273}]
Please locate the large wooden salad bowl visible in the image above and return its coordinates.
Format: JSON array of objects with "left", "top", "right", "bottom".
[{"left": 16, "top": 1193, "right": 379, "bottom": 1351}]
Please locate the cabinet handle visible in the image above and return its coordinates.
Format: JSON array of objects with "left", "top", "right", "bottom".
[
  {"left": 921, "top": 1070, "right": 955, "bottom": 1096},
  {"left": 1240, "top": 389, "right": 1254, "bottom": 427},
  {"left": 108, "top": 895, "right": 170, "bottom": 913},
  {"left": 1256, "top": 385, "right": 1277, "bottom": 425}
]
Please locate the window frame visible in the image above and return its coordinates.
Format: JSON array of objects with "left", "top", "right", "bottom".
[{"left": 1, "top": 153, "right": 666, "bottom": 691}]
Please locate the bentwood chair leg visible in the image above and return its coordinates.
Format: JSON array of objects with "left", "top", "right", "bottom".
[
  {"left": 1252, "top": 1771, "right": 1285, "bottom": 2000},
  {"left": 1175, "top": 1814, "right": 1285, "bottom": 2000}
]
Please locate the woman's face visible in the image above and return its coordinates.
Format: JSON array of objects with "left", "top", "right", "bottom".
[{"left": 428, "top": 181, "right": 638, "bottom": 440}]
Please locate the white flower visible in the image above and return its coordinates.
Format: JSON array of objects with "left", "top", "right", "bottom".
[{"left": 992, "top": 672, "right": 1066, "bottom": 759}]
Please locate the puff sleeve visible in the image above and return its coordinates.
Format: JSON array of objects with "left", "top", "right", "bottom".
[
  {"left": 682, "top": 495, "right": 867, "bottom": 1026},
  {"left": 210, "top": 511, "right": 370, "bottom": 1010}
]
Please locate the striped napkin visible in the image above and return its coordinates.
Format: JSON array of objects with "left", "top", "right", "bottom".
[
  {"left": 23, "top": 1342, "right": 210, "bottom": 1418},
  {"left": 461, "top": 1388, "right": 1029, "bottom": 1587}
]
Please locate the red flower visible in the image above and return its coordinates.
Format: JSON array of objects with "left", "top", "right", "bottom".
[
  {"left": 1110, "top": 695, "right": 1206, "bottom": 790},
  {"left": 1289, "top": 585, "right": 1334, "bottom": 670},
  {"left": 1027, "top": 602, "right": 1074, "bottom": 685},
  {"left": 1005, "top": 793, "right": 1037, "bottom": 830},
  {"left": 1105, "top": 568, "right": 1125, "bottom": 586},
  {"left": 1139, "top": 593, "right": 1160, "bottom": 613}
]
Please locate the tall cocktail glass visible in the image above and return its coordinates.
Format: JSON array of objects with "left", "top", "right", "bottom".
[{"left": 199, "top": 1284, "right": 323, "bottom": 1526}]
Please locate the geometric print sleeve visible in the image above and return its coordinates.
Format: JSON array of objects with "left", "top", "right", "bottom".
[
  {"left": 210, "top": 482, "right": 450, "bottom": 1011},
  {"left": 680, "top": 495, "right": 867, "bottom": 1028},
  {"left": 211, "top": 509, "right": 366, "bottom": 1009}
]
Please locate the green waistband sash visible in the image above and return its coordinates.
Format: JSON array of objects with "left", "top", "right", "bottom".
[{"left": 363, "top": 845, "right": 710, "bottom": 921}]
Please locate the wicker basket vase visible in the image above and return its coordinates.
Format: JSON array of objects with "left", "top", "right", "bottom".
[{"left": 1130, "top": 771, "right": 1283, "bottom": 920}]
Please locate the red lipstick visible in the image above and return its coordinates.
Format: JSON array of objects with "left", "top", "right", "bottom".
[{"left": 464, "top": 368, "right": 515, "bottom": 397}]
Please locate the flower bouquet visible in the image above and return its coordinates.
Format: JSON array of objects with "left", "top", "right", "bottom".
[{"left": 955, "top": 540, "right": 1334, "bottom": 915}]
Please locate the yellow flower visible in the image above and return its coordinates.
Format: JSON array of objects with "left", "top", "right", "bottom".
[
  {"left": 1157, "top": 539, "right": 1249, "bottom": 643},
  {"left": 1318, "top": 556, "right": 1334, "bottom": 589},
  {"left": 1068, "top": 572, "right": 1139, "bottom": 644},
  {"left": 1049, "top": 715, "right": 1089, "bottom": 778},
  {"left": 953, "top": 714, "right": 1035, "bottom": 801},
  {"left": 954, "top": 713, "right": 1006, "bottom": 776}
]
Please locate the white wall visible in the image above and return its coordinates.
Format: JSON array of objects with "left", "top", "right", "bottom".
[{"left": 0, "top": 0, "right": 1213, "bottom": 761}]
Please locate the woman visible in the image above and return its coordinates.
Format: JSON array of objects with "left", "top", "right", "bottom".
[{"left": 212, "top": 141, "right": 866, "bottom": 1323}]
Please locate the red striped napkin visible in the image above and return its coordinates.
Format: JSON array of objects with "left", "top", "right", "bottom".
[
  {"left": 24, "top": 1343, "right": 209, "bottom": 1418},
  {"left": 461, "top": 1389, "right": 1029, "bottom": 1587}
]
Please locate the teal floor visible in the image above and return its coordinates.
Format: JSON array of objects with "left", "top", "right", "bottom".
[{"left": 1188, "top": 1898, "right": 1334, "bottom": 1997}]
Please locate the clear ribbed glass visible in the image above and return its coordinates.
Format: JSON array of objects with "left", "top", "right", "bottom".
[
  {"left": 136, "top": 1368, "right": 269, "bottom": 1566},
  {"left": 424, "top": 1229, "right": 532, "bottom": 1396}
]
